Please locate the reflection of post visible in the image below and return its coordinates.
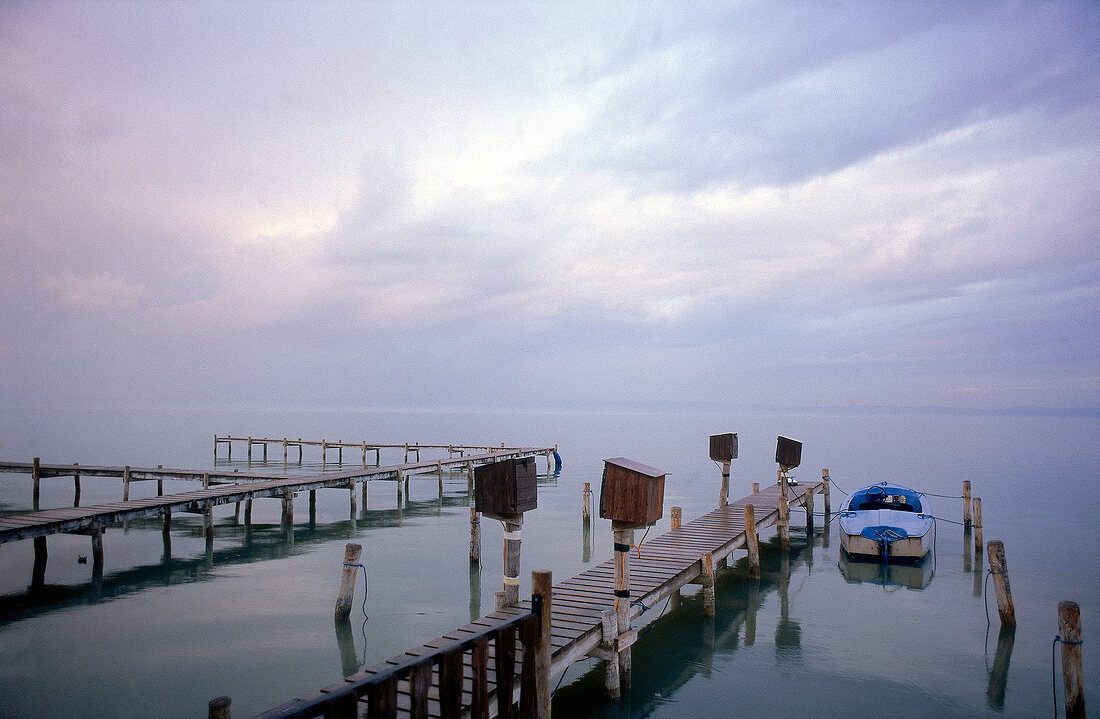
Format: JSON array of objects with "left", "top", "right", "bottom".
[
  {"left": 972, "top": 542, "right": 984, "bottom": 598},
  {"left": 986, "top": 626, "right": 1015, "bottom": 711},
  {"left": 468, "top": 562, "right": 481, "bottom": 621},
  {"left": 963, "top": 527, "right": 973, "bottom": 573},
  {"left": 744, "top": 580, "right": 759, "bottom": 646},
  {"left": 334, "top": 617, "right": 359, "bottom": 677}
]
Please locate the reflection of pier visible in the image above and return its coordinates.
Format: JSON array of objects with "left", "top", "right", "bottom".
[{"left": 0, "top": 477, "right": 483, "bottom": 625}]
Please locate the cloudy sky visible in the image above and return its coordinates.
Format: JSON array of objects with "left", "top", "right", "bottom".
[{"left": 1, "top": 1, "right": 1097, "bottom": 415}]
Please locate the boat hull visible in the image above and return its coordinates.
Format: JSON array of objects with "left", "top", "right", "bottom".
[{"left": 839, "top": 529, "right": 931, "bottom": 560}]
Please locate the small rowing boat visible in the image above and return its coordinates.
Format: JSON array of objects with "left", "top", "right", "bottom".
[{"left": 838, "top": 482, "right": 933, "bottom": 561}]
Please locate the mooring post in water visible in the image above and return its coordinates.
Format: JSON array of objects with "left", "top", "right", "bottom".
[
  {"left": 745, "top": 504, "right": 761, "bottom": 579},
  {"left": 973, "top": 497, "right": 984, "bottom": 554},
  {"left": 334, "top": 542, "right": 363, "bottom": 621},
  {"left": 804, "top": 485, "right": 814, "bottom": 532},
  {"left": 986, "top": 540, "right": 1016, "bottom": 627},
  {"left": 469, "top": 507, "right": 481, "bottom": 565},
  {"left": 821, "top": 468, "right": 831, "bottom": 513},
  {"left": 600, "top": 609, "right": 621, "bottom": 698},
  {"left": 1058, "top": 600, "right": 1085, "bottom": 719},
  {"left": 208, "top": 695, "right": 231, "bottom": 719},
  {"left": 89, "top": 521, "right": 104, "bottom": 572},
  {"left": 73, "top": 464, "right": 81, "bottom": 506},
  {"left": 582, "top": 482, "right": 592, "bottom": 521},
  {"left": 751, "top": 481, "right": 760, "bottom": 495},
  {"left": 122, "top": 465, "right": 131, "bottom": 502},
  {"left": 202, "top": 502, "right": 214, "bottom": 546},
  {"left": 499, "top": 516, "right": 523, "bottom": 608},
  {"left": 963, "top": 480, "right": 972, "bottom": 527}
]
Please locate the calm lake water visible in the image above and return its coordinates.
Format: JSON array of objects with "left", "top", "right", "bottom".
[{"left": 0, "top": 405, "right": 1096, "bottom": 718}]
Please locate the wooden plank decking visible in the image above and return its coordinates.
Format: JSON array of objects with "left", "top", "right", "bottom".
[{"left": 260, "top": 478, "right": 824, "bottom": 718}]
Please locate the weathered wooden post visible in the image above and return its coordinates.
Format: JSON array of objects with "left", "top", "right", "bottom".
[
  {"left": 202, "top": 502, "right": 214, "bottom": 549},
  {"left": 751, "top": 482, "right": 760, "bottom": 495},
  {"left": 32, "top": 456, "right": 41, "bottom": 511},
  {"left": 162, "top": 508, "right": 172, "bottom": 557},
  {"left": 701, "top": 552, "right": 716, "bottom": 616},
  {"left": 31, "top": 536, "right": 47, "bottom": 587},
  {"left": 777, "top": 472, "right": 790, "bottom": 551},
  {"left": 973, "top": 497, "right": 984, "bottom": 554},
  {"left": 963, "top": 480, "right": 972, "bottom": 527},
  {"left": 475, "top": 457, "right": 537, "bottom": 609},
  {"left": 247, "top": 436, "right": 253, "bottom": 463},
  {"left": 986, "top": 540, "right": 1016, "bottom": 627},
  {"left": 582, "top": 482, "right": 592, "bottom": 521},
  {"left": 532, "top": 570, "right": 552, "bottom": 719},
  {"left": 600, "top": 457, "right": 666, "bottom": 694},
  {"left": 821, "top": 468, "right": 831, "bottom": 513},
  {"left": 671, "top": 506, "right": 682, "bottom": 530},
  {"left": 1058, "top": 600, "right": 1085, "bottom": 719},
  {"left": 709, "top": 433, "right": 737, "bottom": 508},
  {"left": 334, "top": 542, "right": 363, "bottom": 620},
  {"left": 804, "top": 486, "right": 814, "bottom": 532},
  {"left": 744, "top": 504, "right": 760, "bottom": 579},
  {"left": 208, "top": 695, "right": 231, "bottom": 719},
  {"left": 73, "top": 464, "right": 81, "bottom": 507},
  {"left": 123, "top": 465, "right": 131, "bottom": 501},
  {"left": 349, "top": 480, "right": 357, "bottom": 517},
  {"left": 469, "top": 507, "right": 481, "bottom": 565},
  {"left": 89, "top": 521, "right": 104, "bottom": 573},
  {"left": 600, "top": 609, "right": 621, "bottom": 697}
]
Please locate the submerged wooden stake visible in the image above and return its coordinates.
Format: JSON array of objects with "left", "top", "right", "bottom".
[
  {"left": 1058, "top": 600, "right": 1085, "bottom": 719},
  {"left": 973, "top": 497, "right": 984, "bottom": 553},
  {"left": 986, "top": 540, "right": 1016, "bottom": 627},
  {"left": 334, "top": 543, "right": 363, "bottom": 620},
  {"left": 469, "top": 508, "right": 481, "bottom": 565}
]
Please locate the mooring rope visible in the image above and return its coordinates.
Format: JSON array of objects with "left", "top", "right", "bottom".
[{"left": 343, "top": 561, "right": 369, "bottom": 619}]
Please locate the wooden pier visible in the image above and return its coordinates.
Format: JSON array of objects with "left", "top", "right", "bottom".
[
  {"left": 212, "top": 436, "right": 554, "bottom": 466},
  {"left": 246, "top": 474, "right": 827, "bottom": 719},
  {"left": 0, "top": 448, "right": 555, "bottom": 577}
]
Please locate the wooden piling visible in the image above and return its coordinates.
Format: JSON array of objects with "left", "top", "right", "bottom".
[
  {"left": 582, "top": 482, "right": 592, "bottom": 521},
  {"left": 600, "top": 609, "right": 621, "bottom": 698},
  {"left": 32, "top": 457, "right": 40, "bottom": 511},
  {"left": 202, "top": 502, "right": 214, "bottom": 542},
  {"left": 804, "top": 486, "right": 814, "bottom": 531},
  {"left": 671, "top": 506, "right": 682, "bottom": 530},
  {"left": 1058, "top": 600, "right": 1085, "bottom": 719},
  {"left": 719, "top": 460, "right": 730, "bottom": 508},
  {"left": 986, "top": 540, "right": 1016, "bottom": 627},
  {"left": 963, "top": 480, "right": 972, "bottom": 527},
  {"left": 501, "top": 517, "right": 523, "bottom": 607},
  {"left": 744, "top": 504, "right": 760, "bottom": 579},
  {"left": 701, "top": 552, "right": 716, "bottom": 616},
  {"left": 349, "top": 481, "right": 357, "bottom": 517},
  {"left": 973, "top": 498, "right": 983, "bottom": 554},
  {"left": 613, "top": 523, "right": 632, "bottom": 690},
  {"left": 777, "top": 494, "right": 790, "bottom": 551},
  {"left": 821, "top": 468, "right": 831, "bottom": 513},
  {"left": 208, "top": 695, "right": 231, "bottom": 719},
  {"left": 123, "top": 466, "right": 131, "bottom": 502},
  {"left": 73, "top": 468, "right": 81, "bottom": 507},
  {"left": 469, "top": 508, "right": 481, "bottom": 565},
  {"left": 334, "top": 543, "right": 363, "bottom": 621},
  {"left": 532, "top": 570, "right": 552, "bottom": 719},
  {"left": 32, "top": 536, "right": 47, "bottom": 587},
  {"left": 751, "top": 482, "right": 759, "bottom": 495},
  {"left": 89, "top": 521, "right": 104, "bottom": 572}
]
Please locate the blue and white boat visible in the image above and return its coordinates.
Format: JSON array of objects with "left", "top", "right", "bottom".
[{"left": 838, "top": 482, "right": 933, "bottom": 561}]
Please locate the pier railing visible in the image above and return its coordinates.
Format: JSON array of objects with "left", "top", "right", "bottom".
[{"left": 246, "top": 571, "right": 552, "bottom": 719}]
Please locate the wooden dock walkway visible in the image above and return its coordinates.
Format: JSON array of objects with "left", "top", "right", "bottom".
[
  {"left": 0, "top": 448, "right": 553, "bottom": 568},
  {"left": 213, "top": 436, "right": 555, "bottom": 465},
  {"left": 248, "top": 475, "right": 827, "bottom": 719}
]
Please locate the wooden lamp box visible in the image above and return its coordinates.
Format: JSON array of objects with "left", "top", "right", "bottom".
[
  {"left": 775, "top": 436, "right": 802, "bottom": 469},
  {"left": 709, "top": 433, "right": 737, "bottom": 462},
  {"left": 474, "top": 457, "right": 537, "bottom": 518},
  {"left": 599, "top": 457, "right": 666, "bottom": 528}
]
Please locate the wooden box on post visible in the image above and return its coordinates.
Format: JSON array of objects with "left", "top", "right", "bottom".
[
  {"left": 775, "top": 436, "right": 802, "bottom": 470},
  {"left": 709, "top": 433, "right": 737, "bottom": 462},
  {"left": 474, "top": 457, "right": 537, "bottom": 520},
  {"left": 599, "top": 458, "right": 666, "bottom": 528}
]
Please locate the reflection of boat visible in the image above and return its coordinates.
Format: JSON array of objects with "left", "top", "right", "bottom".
[
  {"left": 838, "top": 551, "right": 934, "bottom": 589},
  {"left": 838, "top": 482, "right": 933, "bottom": 561}
]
